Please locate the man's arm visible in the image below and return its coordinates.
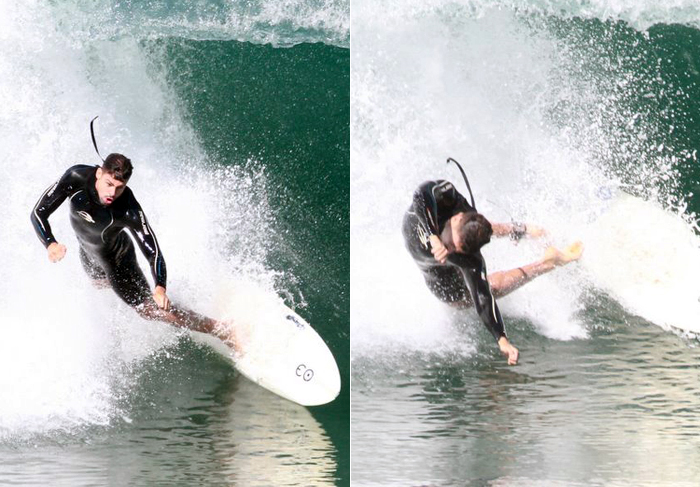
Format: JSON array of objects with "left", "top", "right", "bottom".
[
  {"left": 123, "top": 196, "right": 168, "bottom": 306},
  {"left": 453, "top": 253, "right": 506, "bottom": 340},
  {"left": 450, "top": 252, "right": 519, "bottom": 365},
  {"left": 491, "top": 222, "right": 547, "bottom": 240},
  {"left": 30, "top": 168, "right": 77, "bottom": 260}
]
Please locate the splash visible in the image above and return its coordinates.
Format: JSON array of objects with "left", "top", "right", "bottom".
[
  {"left": 352, "top": 0, "right": 700, "bottom": 34},
  {"left": 351, "top": 2, "right": 700, "bottom": 358},
  {"left": 0, "top": 1, "right": 285, "bottom": 439}
]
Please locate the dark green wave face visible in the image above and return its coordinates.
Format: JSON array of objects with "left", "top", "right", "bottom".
[
  {"left": 646, "top": 24, "right": 700, "bottom": 204},
  {"left": 148, "top": 37, "right": 350, "bottom": 480},
  {"left": 153, "top": 39, "right": 349, "bottom": 242},
  {"left": 530, "top": 16, "right": 700, "bottom": 212}
]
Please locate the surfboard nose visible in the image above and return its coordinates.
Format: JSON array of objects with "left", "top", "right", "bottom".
[
  {"left": 297, "top": 347, "right": 341, "bottom": 406},
  {"left": 205, "top": 286, "right": 343, "bottom": 407}
]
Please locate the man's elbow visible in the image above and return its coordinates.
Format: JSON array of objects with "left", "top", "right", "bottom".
[{"left": 30, "top": 210, "right": 40, "bottom": 230}]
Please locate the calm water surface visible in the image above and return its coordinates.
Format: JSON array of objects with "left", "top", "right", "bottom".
[
  {"left": 1, "top": 341, "right": 338, "bottom": 486},
  {"left": 352, "top": 306, "right": 700, "bottom": 486}
]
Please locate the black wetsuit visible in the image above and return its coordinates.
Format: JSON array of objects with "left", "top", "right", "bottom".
[
  {"left": 401, "top": 180, "right": 507, "bottom": 341},
  {"left": 31, "top": 165, "right": 166, "bottom": 307}
]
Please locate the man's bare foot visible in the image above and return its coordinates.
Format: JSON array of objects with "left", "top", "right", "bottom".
[
  {"left": 544, "top": 241, "right": 584, "bottom": 266},
  {"left": 214, "top": 321, "right": 245, "bottom": 355}
]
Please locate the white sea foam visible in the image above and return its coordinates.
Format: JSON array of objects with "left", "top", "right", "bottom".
[{"left": 352, "top": 0, "right": 700, "bottom": 34}]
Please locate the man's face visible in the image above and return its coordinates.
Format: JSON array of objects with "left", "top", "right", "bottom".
[
  {"left": 450, "top": 212, "right": 469, "bottom": 253},
  {"left": 95, "top": 167, "right": 126, "bottom": 206}
]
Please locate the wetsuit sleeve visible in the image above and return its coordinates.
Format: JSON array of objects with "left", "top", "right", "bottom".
[
  {"left": 412, "top": 180, "right": 471, "bottom": 236},
  {"left": 30, "top": 168, "right": 76, "bottom": 248},
  {"left": 450, "top": 252, "right": 507, "bottom": 341},
  {"left": 124, "top": 200, "right": 167, "bottom": 289}
]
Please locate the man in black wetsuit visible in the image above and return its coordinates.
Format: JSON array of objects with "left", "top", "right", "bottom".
[
  {"left": 31, "top": 154, "right": 227, "bottom": 341},
  {"left": 402, "top": 179, "right": 583, "bottom": 365}
]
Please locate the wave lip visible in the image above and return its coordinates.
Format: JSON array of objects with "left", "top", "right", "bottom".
[
  {"left": 45, "top": 0, "right": 349, "bottom": 47},
  {"left": 354, "top": 0, "right": 700, "bottom": 32}
]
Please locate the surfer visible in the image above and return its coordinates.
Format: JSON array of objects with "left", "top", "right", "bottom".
[
  {"left": 31, "top": 155, "right": 232, "bottom": 344},
  {"left": 402, "top": 179, "right": 583, "bottom": 365}
]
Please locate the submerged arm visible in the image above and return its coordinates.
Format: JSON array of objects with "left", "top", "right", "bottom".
[
  {"left": 453, "top": 253, "right": 519, "bottom": 365},
  {"left": 450, "top": 252, "right": 506, "bottom": 341}
]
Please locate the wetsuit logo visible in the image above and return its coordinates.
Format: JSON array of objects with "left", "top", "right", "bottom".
[
  {"left": 47, "top": 182, "right": 58, "bottom": 198},
  {"left": 436, "top": 181, "right": 453, "bottom": 194},
  {"left": 417, "top": 225, "right": 430, "bottom": 250},
  {"left": 139, "top": 211, "right": 150, "bottom": 235},
  {"left": 77, "top": 211, "right": 95, "bottom": 223}
]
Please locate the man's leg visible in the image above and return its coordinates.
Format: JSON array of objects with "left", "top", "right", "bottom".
[
  {"left": 135, "top": 301, "right": 221, "bottom": 335},
  {"left": 489, "top": 241, "right": 583, "bottom": 298},
  {"left": 106, "top": 249, "right": 232, "bottom": 344},
  {"left": 78, "top": 247, "right": 110, "bottom": 289}
]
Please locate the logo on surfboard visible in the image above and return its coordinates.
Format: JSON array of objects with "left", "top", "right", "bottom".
[
  {"left": 286, "top": 314, "right": 305, "bottom": 330},
  {"left": 296, "top": 364, "right": 314, "bottom": 382}
]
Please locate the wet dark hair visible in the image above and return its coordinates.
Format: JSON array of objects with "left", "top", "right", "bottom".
[
  {"left": 102, "top": 153, "right": 133, "bottom": 182},
  {"left": 456, "top": 212, "right": 492, "bottom": 254}
]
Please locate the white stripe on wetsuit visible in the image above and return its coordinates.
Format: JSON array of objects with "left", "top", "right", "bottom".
[{"left": 32, "top": 181, "right": 59, "bottom": 233}]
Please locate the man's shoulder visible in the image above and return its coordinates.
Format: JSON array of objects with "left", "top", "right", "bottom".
[
  {"left": 113, "top": 187, "right": 141, "bottom": 214},
  {"left": 62, "top": 164, "right": 96, "bottom": 182},
  {"left": 66, "top": 164, "right": 96, "bottom": 174},
  {"left": 416, "top": 179, "right": 457, "bottom": 195},
  {"left": 417, "top": 178, "right": 448, "bottom": 188},
  {"left": 432, "top": 179, "right": 456, "bottom": 194}
]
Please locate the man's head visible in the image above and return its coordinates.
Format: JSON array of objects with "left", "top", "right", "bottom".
[
  {"left": 442, "top": 211, "right": 492, "bottom": 254},
  {"left": 95, "top": 153, "right": 132, "bottom": 206}
]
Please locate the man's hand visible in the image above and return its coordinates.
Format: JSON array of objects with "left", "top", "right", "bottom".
[
  {"left": 498, "top": 336, "right": 519, "bottom": 365},
  {"left": 429, "top": 234, "right": 449, "bottom": 264},
  {"left": 526, "top": 224, "right": 548, "bottom": 238},
  {"left": 153, "top": 285, "right": 170, "bottom": 311},
  {"left": 47, "top": 242, "right": 67, "bottom": 263}
]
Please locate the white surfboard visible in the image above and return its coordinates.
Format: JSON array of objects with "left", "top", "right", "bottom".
[
  {"left": 583, "top": 192, "right": 700, "bottom": 333},
  {"left": 193, "top": 284, "right": 341, "bottom": 407}
]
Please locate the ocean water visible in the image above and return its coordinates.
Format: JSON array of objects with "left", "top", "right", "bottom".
[
  {"left": 0, "top": 0, "right": 348, "bottom": 485},
  {"left": 351, "top": 0, "right": 700, "bottom": 485}
]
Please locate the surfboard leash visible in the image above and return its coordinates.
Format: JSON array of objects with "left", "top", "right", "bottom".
[
  {"left": 446, "top": 157, "right": 476, "bottom": 210},
  {"left": 90, "top": 116, "right": 105, "bottom": 163}
]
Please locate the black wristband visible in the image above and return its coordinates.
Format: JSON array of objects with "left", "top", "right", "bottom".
[{"left": 511, "top": 222, "right": 527, "bottom": 241}]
